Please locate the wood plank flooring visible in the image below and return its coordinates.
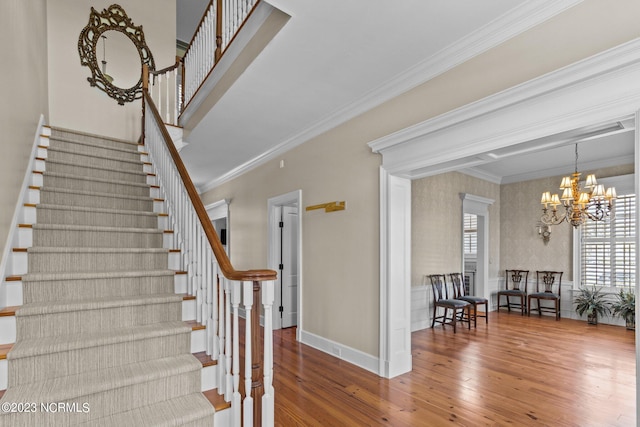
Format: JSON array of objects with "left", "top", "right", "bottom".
[{"left": 273, "top": 312, "right": 635, "bottom": 426}]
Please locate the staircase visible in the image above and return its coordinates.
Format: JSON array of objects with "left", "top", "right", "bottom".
[{"left": 0, "top": 127, "right": 227, "bottom": 425}]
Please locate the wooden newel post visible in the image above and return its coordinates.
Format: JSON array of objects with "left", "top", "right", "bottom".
[
  {"left": 215, "top": 0, "right": 223, "bottom": 61},
  {"left": 251, "top": 280, "right": 264, "bottom": 426}
]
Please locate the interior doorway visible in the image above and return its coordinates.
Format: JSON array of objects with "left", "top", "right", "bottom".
[{"left": 268, "top": 190, "right": 302, "bottom": 334}]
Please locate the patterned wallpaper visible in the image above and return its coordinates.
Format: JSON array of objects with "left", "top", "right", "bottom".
[
  {"left": 412, "top": 164, "right": 634, "bottom": 286},
  {"left": 412, "top": 172, "right": 500, "bottom": 285}
]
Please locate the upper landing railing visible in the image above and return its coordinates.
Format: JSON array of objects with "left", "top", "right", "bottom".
[{"left": 150, "top": 0, "right": 260, "bottom": 126}]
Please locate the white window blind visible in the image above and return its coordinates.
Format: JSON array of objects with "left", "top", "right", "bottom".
[
  {"left": 580, "top": 194, "right": 635, "bottom": 287},
  {"left": 463, "top": 213, "right": 477, "bottom": 255}
]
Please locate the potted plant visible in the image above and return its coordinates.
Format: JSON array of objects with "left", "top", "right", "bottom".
[
  {"left": 611, "top": 289, "right": 635, "bottom": 330},
  {"left": 574, "top": 286, "right": 610, "bottom": 325}
]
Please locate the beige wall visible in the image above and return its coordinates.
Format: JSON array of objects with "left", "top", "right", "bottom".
[
  {"left": 202, "top": 121, "right": 382, "bottom": 357},
  {"left": 46, "top": 0, "right": 176, "bottom": 141},
  {"left": 0, "top": 0, "right": 49, "bottom": 265},
  {"left": 412, "top": 173, "right": 501, "bottom": 286},
  {"left": 500, "top": 164, "right": 635, "bottom": 282}
]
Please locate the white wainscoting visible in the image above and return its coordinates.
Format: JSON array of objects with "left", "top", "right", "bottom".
[{"left": 411, "top": 285, "right": 430, "bottom": 332}]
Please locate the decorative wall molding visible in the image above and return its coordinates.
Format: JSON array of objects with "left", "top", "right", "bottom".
[
  {"left": 368, "top": 38, "right": 640, "bottom": 178},
  {"left": 199, "top": 0, "right": 581, "bottom": 192}
]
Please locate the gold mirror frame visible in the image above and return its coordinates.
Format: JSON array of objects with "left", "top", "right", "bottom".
[{"left": 78, "top": 4, "right": 155, "bottom": 105}]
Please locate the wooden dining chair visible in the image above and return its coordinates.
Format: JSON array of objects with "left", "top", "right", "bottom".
[
  {"left": 428, "top": 274, "right": 471, "bottom": 333},
  {"left": 528, "top": 270, "right": 563, "bottom": 320},
  {"left": 498, "top": 270, "right": 529, "bottom": 315},
  {"left": 449, "top": 273, "right": 488, "bottom": 326}
]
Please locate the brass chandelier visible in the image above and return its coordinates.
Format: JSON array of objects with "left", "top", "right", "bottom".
[{"left": 540, "top": 143, "right": 616, "bottom": 228}]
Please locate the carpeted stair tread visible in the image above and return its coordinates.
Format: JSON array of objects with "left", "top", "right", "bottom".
[
  {"left": 40, "top": 186, "right": 154, "bottom": 202},
  {"left": 49, "top": 135, "right": 142, "bottom": 155},
  {"left": 32, "top": 223, "right": 163, "bottom": 235},
  {"left": 1, "top": 353, "right": 200, "bottom": 405},
  {"left": 22, "top": 269, "right": 176, "bottom": 282},
  {"left": 8, "top": 321, "right": 191, "bottom": 359},
  {"left": 27, "top": 246, "right": 169, "bottom": 254},
  {"left": 22, "top": 270, "right": 176, "bottom": 282},
  {"left": 42, "top": 171, "right": 152, "bottom": 190},
  {"left": 46, "top": 146, "right": 144, "bottom": 166},
  {"left": 16, "top": 293, "right": 182, "bottom": 317},
  {"left": 44, "top": 157, "right": 148, "bottom": 178},
  {"left": 79, "top": 392, "right": 216, "bottom": 426},
  {"left": 35, "top": 203, "right": 160, "bottom": 216},
  {"left": 50, "top": 127, "right": 138, "bottom": 146}
]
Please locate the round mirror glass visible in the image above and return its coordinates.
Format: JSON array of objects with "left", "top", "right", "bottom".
[{"left": 99, "top": 30, "right": 141, "bottom": 90}]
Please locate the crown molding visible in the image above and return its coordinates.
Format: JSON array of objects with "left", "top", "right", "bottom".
[
  {"left": 199, "top": 0, "right": 581, "bottom": 192},
  {"left": 370, "top": 37, "right": 640, "bottom": 177},
  {"left": 369, "top": 37, "right": 640, "bottom": 154}
]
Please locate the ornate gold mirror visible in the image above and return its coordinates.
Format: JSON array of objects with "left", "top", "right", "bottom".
[{"left": 78, "top": 4, "right": 155, "bottom": 105}]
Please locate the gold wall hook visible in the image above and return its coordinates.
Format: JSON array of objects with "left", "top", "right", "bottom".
[{"left": 305, "top": 201, "right": 346, "bottom": 213}]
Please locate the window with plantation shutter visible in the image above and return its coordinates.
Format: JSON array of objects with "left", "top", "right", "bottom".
[
  {"left": 463, "top": 213, "right": 477, "bottom": 255},
  {"left": 580, "top": 194, "right": 635, "bottom": 288}
]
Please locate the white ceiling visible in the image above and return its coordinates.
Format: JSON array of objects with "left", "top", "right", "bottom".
[{"left": 174, "top": 0, "right": 634, "bottom": 189}]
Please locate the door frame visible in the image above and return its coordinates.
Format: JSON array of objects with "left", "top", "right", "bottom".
[
  {"left": 267, "top": 190, "right": 302, "bottom": 338},
  {"left": 370, "top": 40, "right": 640, "bottom": 381}
]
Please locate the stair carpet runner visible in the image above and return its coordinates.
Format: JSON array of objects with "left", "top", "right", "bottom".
[{"left": 0, "top": 128, "right": 216, "bottom": 425}]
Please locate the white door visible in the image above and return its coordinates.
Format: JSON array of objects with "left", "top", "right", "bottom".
[{"left": 279, "top": 206, "right": 298, "bottom": 328}]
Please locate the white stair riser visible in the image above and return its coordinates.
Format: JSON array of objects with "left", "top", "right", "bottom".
[
  {"left": 214, "top": 405, "right": 231, "bottom": 425},
  {"left": 34, "top": 159, "right": 45, "bottom": 172},
  {"left": 0, "top": 360, "right": 6, "bottom": 390},
  {"left": 163, "top": 232, "right": 174, "bottom": 248},
  {"left": 169, "top": 251, "right": 181, "bottom": 270},
  {"left": 175, "top": 274, "right": 188, "bottom": 294},
  {"left": 16, "top": 227, "right": 31, "bottom": 248},
  {"left": 0, "top": 316, "right": 16, "bottom": 344},
  {"left": 21, "top": 206, "right": 36, "bottom": 224},
  {"left": 36, "top": 146, "right": 47, "bottom": 159},
  {"left": 26, "top": 188, "right": 39, "bottom": 205},
  {"left": 201, "top": 363, "right": 218, "bottom": 391},
  {"left": 183, "top": 299, "right": 196, "bottom": 321},
  {"left": 191, "top": 328, "right": 207, "bottom": 353},
  {"left": 8, "top": 251, "right": 27, "bottom": 276},
  {"left": 31, "top": 173, "right": 43, "bottom": 187},
  {"left": 5, "top": 281, "right": 22, "bottom": 307},
  {"left": 154, "top": 200, "right": 165, "bottom": 213}
]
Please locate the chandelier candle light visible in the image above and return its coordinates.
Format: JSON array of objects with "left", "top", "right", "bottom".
[{"left": 540, "top": 143, "right": 616, "bottom": 228}]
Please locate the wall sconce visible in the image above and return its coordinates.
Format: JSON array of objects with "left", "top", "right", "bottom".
[
  {"left": 537, "top": 222, "right": 551, "bottom": 245},
  {"left": 306, "top": 201, "right": 346, "bottom": 213}
]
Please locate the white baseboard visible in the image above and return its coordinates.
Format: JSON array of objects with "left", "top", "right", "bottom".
[{"left": 299, "top": 329, "right": 379, "bottom": 375}]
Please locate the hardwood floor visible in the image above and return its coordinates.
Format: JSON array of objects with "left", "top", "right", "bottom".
[{"left": 273, "top": 312, "right": 635, "bottom": 426}]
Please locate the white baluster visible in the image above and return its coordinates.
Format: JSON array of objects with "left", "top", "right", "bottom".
[
  {"left": 243, "top": 281, "right": 254, "bottom": 427},
  {"left": 262, "top": 280, "right": 275, "bottom": 426},
  {"left": 205, "top": 250, "right": 213, "bottom": 355},
  {"left": 173, "top": 69, "right": 178, "bottom": 124},
  {"left": 211, "top": 262, "right": 219, "bottom": 360},
  {"left": 225, "top": 280, "right": 233, "bottom": 401},
  {"left": 231, "top": 280, "right": 241, "bottom": 426}
]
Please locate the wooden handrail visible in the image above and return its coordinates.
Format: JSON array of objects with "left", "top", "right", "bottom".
[
  {"left": 149, "top": 61, "right": 181, "bottom": 76},
  {"left": 142, "top": 79, "right": 276, "bottom": 283}
]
